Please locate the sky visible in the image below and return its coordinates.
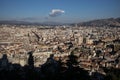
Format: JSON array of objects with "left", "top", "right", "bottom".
[{"left": 0, "top": 0, "right": 120, "bottom": 23}]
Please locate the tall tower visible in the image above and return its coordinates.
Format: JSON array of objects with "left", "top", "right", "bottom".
[
  {"left": 75, "top": 24, "right": 78, "bottom": 27},
  {"left": 78, "top": 36, "right": 83, "bottom": 45}
]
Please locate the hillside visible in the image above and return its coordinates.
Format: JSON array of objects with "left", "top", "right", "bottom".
[{"left": 77, "top": 18, "right": 120, "bottom": 27}]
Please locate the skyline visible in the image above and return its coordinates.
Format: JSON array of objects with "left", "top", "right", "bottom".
[{"left": 0, "top": 0, "right": 120, "bottom": 23}]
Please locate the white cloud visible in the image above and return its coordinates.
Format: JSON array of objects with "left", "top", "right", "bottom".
[{"left": 49, "top": 9, "right": 65, "bottom": 17}]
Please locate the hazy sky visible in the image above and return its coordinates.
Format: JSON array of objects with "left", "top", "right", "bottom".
[{"left": 0, "top": 0, "right": 120, "bottom": 23}]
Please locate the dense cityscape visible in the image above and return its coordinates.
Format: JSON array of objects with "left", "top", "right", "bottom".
[
  {"left": 0, "top": 0, "right": 120, "bottom": 80},
  {"left": 0, "top": 23, "right": 120, "bottom": 80}
]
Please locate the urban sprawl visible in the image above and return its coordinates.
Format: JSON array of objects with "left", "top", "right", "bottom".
[{"left": 0, "top": 24, "right": 120, "bottom": 80}]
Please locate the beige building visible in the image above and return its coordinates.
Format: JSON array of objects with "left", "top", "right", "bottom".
[{"left": 78, "top": 36, "right": 83, "bottom": 45}]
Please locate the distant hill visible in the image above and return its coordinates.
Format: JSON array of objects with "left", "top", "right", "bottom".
[
  {"left": 0, "top": 20, "right": 66, "bottom": 26},
  {"left": 0, "top": 17, "right": 120, "bottom": 27},
  {"left": 76, "top": 18, "right": 120, "bottom": 27},
  {"left": 0, "top": 20, "right": 31, "bottom": 25}
]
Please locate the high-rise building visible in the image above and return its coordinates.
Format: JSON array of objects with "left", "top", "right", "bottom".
[{"left": 78, "top": 36, "right": 83, "bottom": 45}]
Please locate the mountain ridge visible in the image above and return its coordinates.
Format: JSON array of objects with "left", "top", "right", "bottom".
[
  {"left": 76, "top": 17, "right": 120, "bottom": 27},
  {"left": 0, "top": 17, "right": 120, "bottom": 27}
]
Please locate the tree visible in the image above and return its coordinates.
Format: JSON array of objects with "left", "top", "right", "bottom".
[{"left": 28, "top": 51, "right": 34, "bottom": 69}]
